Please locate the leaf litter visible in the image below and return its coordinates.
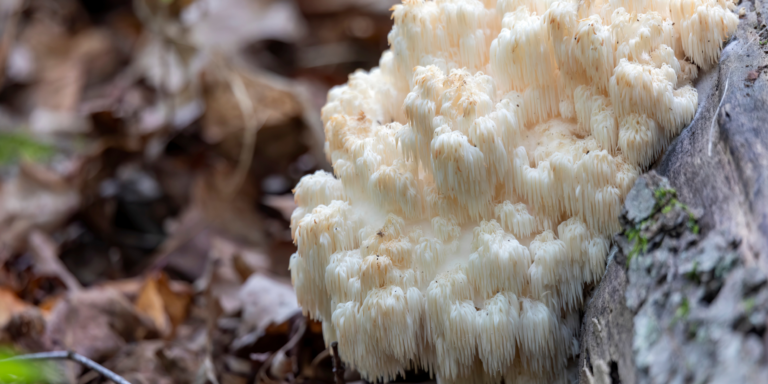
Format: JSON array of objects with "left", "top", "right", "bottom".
[{"left": 0, "top": 0, "right": 400, "bottom": 383}]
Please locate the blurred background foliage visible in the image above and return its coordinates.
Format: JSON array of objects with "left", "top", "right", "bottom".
[{"left": 0, "top": 0, "right": 406, "bottom": 383}]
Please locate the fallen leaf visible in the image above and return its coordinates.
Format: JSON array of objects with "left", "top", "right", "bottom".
[
  {"left": 192, "top": 162, "right": 266, "bottom": 246},
  {"left": 212, "top": 236, "right": 271, "bottom": 281},
  {"left": 262, "top": 194, "right": 296, "bottom": 222},
  {"left": 202, "top": 69, "right": 302, "bottom": 144},
  {"left": 0, "top": 162, "right": 80, "bottom": 251},
  {"left": 103, "top": 340, "right": 201, "bottom": 384},
  {"left": 237, "top": 274, "right": 299, "bottom": 338},
  {"left": 0, "top": 307, "right": 47, "bottom": 353},
  {"left": 135, "top": 272, "right": 192, "bottom": 338},
  {"left": 296, "top": 0, "right": 399, "bottom": 14},
  {"left": 19, "top": 20, "right": 118, "bottom": 135},
  {"left": 182, "top": 0, "right": 306, "bottom": 52},
  {"left": 152, "top": 208, "right": 210, "bottom": 282},
  {"left": 135, "top": 274, "right": 170, "bottom": 337},
  {"left": 0, "top": 288, "right": 30, "bottom": 329},
  {"left": 103, "top": 341, "right": 175, "bottom": 384},
  {"left": 205, "top": 236, "right": 248, "bottom": 315},
  {"left": 45, "top": 287, "right": 157, "bottom": 370},
  {"left": 157, "top": 275, "right": 193, "bottom": 331},
  {"left": 28, "top": 230, "right": 82, "bottom": 292}
]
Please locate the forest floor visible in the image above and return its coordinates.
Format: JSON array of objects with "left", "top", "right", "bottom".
[{"left": 0, "top": 0, "right": 402, "bottom": 383}]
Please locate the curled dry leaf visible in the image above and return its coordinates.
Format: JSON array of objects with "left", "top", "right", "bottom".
[
  {"left": 135, "top": 275, "right": 171, "bottom": 338},
  {"left": 134, "top": 272, "right": 193, "bottom": 338}
]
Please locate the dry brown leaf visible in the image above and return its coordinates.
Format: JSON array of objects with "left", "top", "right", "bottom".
[
  {"left": 28, "top": 230, "right": 82, "bottom": 292},
  {"left": 103, "top": 339, "right": 202, "bottom": 384},
  {"left": 36, "top": 295, "right": 59, "bottom": 317},
  {"left": 156, "top": 162, "right": 278, "bottom": 282},
  {"left": 17, "top": 19, "right": 118, "bottom": 135},
  {"left": 135, "top": 272, "right": 192, "bottom": 338},
  {"left": 104, "top": 341, "right": 175, "bottom": 384},
  {"left": 211, "top": 236, "right": 271, "bottom": 282},
  {"left": 156, "top": 274, "right": 193, "bottom": 331},
  {"left": 202, "top": 69, "right": 302, "bottom": 144},
  {"left": 0, "top": 307, "right": 47, "bottom": 353},
  {"left": 135, "top": 274, "right": 171, "bottom": 337},
  {"left": 192, "top": 162, "right": 265, "bottom": 245},
  {"left": 206, "top": 236, "right": 248, "bottom": 315},
  {"left": 45, "top": 287, "right": 157, "bottom": 379},
  {"left": 0, "top": 287, "right": 31, "bottom": 329}
]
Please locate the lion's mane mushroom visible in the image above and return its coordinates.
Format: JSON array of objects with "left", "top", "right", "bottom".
[{"left": 290, "top": 0, "right": 737, "bottom": 382}]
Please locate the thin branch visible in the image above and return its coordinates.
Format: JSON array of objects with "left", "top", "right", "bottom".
[
  {"left": 330, "top": 341, "right": 345, "bottom": 384},
  {"left": 0, "top": 351, "right": 132, "bottom": 384},
  {"left": 256, "top": 317, "right": 307, "bottom": 384},
  {"left": 225, "top": 68, "right": 265, "bottom": 195}
]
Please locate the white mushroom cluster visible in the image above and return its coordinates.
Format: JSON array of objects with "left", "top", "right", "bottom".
[{"left": 290, "top": 0, "right": 737, "bottom": 382}]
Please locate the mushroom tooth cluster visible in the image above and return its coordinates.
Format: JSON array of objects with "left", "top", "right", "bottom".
[
  {"left": 671, "top": 0, "right": 739, "bottom": 69},
  {"left": 290, "top": 0, "right": 738, "bottom": 382}
]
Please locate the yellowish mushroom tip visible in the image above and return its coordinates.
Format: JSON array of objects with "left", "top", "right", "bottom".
[{"left": 291, "top": 0, "right": 738, "bottom": 382}]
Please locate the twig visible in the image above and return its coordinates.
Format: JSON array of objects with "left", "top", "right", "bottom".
[
  {"left": 708, "top": 77, "right": 729, "bottom": 156},
  {"left": 256, "top": 317, "right": 307, "bottom": 384},
  {"left": 330, "top": 341, "right": 345, "bottom": 384},
  {"left": 225, "top": 68, "right": 265, "bottom": 195},
  {"left": 308, "top": 349, "right": 331, "bottom": 372},
  {"left": 0, "top": 351, "right": 132, "bottom": 384}
]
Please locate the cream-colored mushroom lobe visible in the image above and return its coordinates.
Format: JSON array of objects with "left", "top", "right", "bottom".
[{"left": 289, "top": 0, "right": 737, "bottom": 382}]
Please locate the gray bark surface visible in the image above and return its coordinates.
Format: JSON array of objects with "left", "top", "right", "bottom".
[{"left": 579, "top": 3, "right": 768, "bottom": 383}]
